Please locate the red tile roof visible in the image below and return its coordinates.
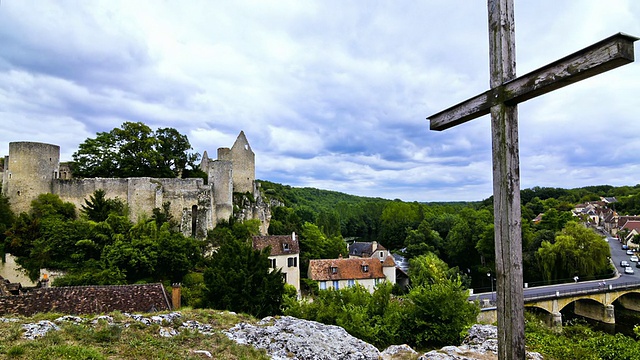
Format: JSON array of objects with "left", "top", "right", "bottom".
[
  {"left": 308, "top": 257, "right": 386, "bottom": 281},
  {"left": 622, "top": 220, "right": 640, "bottom": 233},
  {"left": 382, "top": 256, "right": 396, "bottom": 267},
  {"left": 252, "top": 234, "right": 299, "bottom": 256}
]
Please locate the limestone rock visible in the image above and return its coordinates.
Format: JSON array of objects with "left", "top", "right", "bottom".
[
  {"left": 381, "top": 344, "right": 418, "bottom": 359},
  {"left": 418, "top": 324, "right": 543, "bottom": 360},
  {"left": 224, "top": 315, "right": 381, "bottom": 360},
  {"left": 22, "top": 320, "right": 60, "bottom": 340}
]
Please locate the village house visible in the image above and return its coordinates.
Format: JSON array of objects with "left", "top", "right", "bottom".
[
  {"left": 308, "top": 256, "right": 396, "bottom": 293},
  {"left": 619, "top": 220, "right": 640, "bottom": 248},
  {"left": 252, "top": 233, "right": 301, "bottom": 298},
  {"left": 348, "top": 241, "right": 389, "bottom": 261}
]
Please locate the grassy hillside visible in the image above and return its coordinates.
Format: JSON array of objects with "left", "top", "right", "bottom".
[{"left": 0, "top": 308, "right": 268, "bottom": 360}]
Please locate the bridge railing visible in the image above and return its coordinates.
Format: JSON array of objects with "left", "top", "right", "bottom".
[{"left": 523, "top": 281, "right": 640, "bottom": 302}]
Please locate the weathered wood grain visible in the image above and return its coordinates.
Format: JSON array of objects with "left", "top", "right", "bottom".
[{"left": 429, "top": 33, "right": 637, "bottom": 131}]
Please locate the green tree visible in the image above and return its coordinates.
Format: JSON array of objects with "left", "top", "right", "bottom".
[
  {"left": 443, "top": 208, "right": 492, "bottom": 276},
  {"left": 203, "top": 233, "right": 284, "bottom": 318},
  {"left": 3, "top": 194, "right": 78, "bottom": 280},
  {"left": 299, "top": 222, "right": 347, "bottom": 277},
  {"left": 81, "top": 189, "right": 126, "bottom": 222},
  {"left": 403, "top": 220, "right": 443, "bottom": 259},
  {"left": 0, "top": 185, "right": 15, "bottom": 257},
  {"left": 72, "top": 122, "right": 200, "bottom": 179},
  {"left": 409, "top": 253, "right": 458, "bottom": 286},
  {"left": 537, "top": 222, "right": 611, "bottom": 283},
  {"left": 379, "top": 201, "right": 422, "bottom": 250},
  {"left": 405, "top": 278, "right": 479, "bottom": 347}
]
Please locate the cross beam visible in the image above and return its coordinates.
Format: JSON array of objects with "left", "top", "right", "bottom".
[{"left": 430, "top": 33, "right": 638, "bottom": 131}]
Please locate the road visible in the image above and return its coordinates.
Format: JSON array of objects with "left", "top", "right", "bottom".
[{"left": 471, "top": 230, "right": 640, "bottom": 303}]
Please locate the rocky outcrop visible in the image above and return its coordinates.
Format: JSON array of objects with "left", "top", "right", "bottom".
[
  {"left": 224, "top": 319, "right": 545, "bottom": 360},
  {"left": 419, "top": 324, "right": 543, "bottom": 360},
  {"left": 234, "top": 186, "right": 273, "bottom": 235},
  {"left": 5, "top": 311, "right": 545, "bottom": 360},
  {"left": 224, "top": 316, "right": 381, "bottom": 360}
]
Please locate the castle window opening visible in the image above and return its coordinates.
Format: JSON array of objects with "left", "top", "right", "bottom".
[
  {"left": 191, "top": 205, "right": 198, "bottom": 237},
  {"left": 17, "top": 191, "right": 21, "bottom": 196}
]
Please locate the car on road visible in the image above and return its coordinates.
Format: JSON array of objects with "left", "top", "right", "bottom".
[
  {"left": 631, "top": 255, "right": 639, "bottom": 262},
  {"left": 625, "top": 267, "right": 635, "bottom": 275},
  {"left": 623, "top": 244, "right": 629, "bottom": 250},
  {"left": 627, "top": 249, "right": 634, "bottom": 255},
  {"left": 621, "top": 260, "right": 630, "bottom": 267}
]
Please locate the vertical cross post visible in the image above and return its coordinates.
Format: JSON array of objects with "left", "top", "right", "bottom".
[{"left": 488, "top": 1, "right": 524, "bottom": 358}]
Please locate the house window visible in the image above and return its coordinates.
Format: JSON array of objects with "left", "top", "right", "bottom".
[
  {"left": 320, "top": 281, "right": 327, "bottom": 290},
  {"left": 375, "top": 278, "right": 382, "bottom": 285},
  {"left": 282, "top": 273, "right": 287, "bottom": 283},
  {"left": 333, "top": 280, "right": 339, "bottom": 290},
  {"left": 287, "top": 257, "right": 297, "bottom": 267},
  {"left": 330, "top": 266, "right": 338, "bottom": 274},
  {"left": 347, "top": 279, "right": 355, "bottom": 287},
  {"left": 283, "top": 243, "right": 290, "bottom": 251},
  {"left": 379, "top": 251, "right": 384, "bottom": 258},
  {"left": 362, "top": 265, "right": 369, "bottom": 273},
  {"left": 269, "top": 258, "right": 276, "bottom": 268}
]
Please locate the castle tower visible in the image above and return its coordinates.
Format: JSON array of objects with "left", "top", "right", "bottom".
[
  {"left": 208, "top": 159, "right": 233, "bottom": 223},
  {"left": 2, "top": 142, "right": 60, "bottom": 214},
  {"left": 218, "top": 131, "right": 255, "bottom": 195},
  {"left": 201, "top": 131, "right": 256, "bottom": 225}
]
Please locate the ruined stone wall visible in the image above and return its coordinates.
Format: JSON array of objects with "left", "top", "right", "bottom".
[
  {"left": 53, "top": 177, "right": 213, "bottom": 238},
  {"left": 2, "top": 142, "right": 60, "bottom": 215},
  {"left": 0, "top": 283, "right": 172, "bottom": 316},
  {"left": 58, "top": 162, "right": 73, "bottom": 180},
  {"left": 53, "top": 178, "right": 130, "bottom": 211},
  {"left": 154, "top": 178, "right": 213, "bottom": 238}
]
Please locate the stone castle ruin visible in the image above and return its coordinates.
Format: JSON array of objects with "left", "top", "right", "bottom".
[{"left": 1, "top": 131, "right": 271, "bottom": 238}]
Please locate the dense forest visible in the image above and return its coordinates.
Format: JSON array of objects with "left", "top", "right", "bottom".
[{"left": 260, "top": 181, "right": 640, "bottom": 290}]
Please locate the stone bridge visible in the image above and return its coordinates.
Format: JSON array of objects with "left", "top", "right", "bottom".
[{"left": 477, "top": 281, "right": 640, "bottom": 327}]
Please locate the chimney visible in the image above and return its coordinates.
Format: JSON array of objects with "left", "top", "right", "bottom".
[
  {"left": 292, "top": 232, "right": 296, "bottom": 242},
  {"left": 172, "top": 283, "right": 181, "bottom": 310}
]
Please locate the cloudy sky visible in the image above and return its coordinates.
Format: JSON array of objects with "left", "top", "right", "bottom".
[{"left": 1, "top": 1, "right": 639, "bottom": 202}]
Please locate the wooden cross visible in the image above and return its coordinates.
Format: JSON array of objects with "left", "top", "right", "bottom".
[{"left": 428, "top": 1, "right": 637, "bottom": 359}]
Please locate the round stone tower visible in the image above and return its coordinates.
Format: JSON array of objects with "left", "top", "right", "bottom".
[{"left": 3, "top": 142, "right": 60, "bottom": 214}]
